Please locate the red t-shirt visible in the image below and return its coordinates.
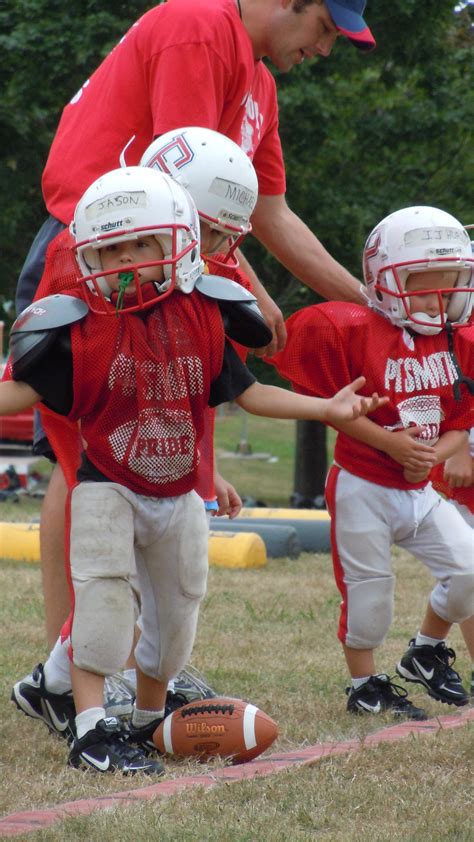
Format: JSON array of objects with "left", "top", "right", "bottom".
[
  {"left": 42, "top": 0, "right": 285, "bottom": 224},
  {"left": 268, "top": 303, "right": 474, "bottom": 490}
]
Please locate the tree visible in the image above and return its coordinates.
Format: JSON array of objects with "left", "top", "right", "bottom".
[
  {"left": 0, "top": 0, "right": 151, "bottom": 315},
  {"left": 243, "top": 0, "right": 474, "bottom": 505},
  {"left": 1, "top": 1, "right": 472, "bottom": 499}
]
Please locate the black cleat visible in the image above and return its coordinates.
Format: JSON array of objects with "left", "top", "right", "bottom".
[
  {"left": 346, "top": 674, "right": 427, "bottom": 720},
  {"left": 68, "top": 717, "right": 164, "bottom": 774},
  {"left": 396, "top": 640, "right": 469, "bottom": 707},
  {"left": 128, "top": 715, "right": 165, "bottom": 755},
  {"left": 11, "top": 663, "right": 76, "bottom": 743}
]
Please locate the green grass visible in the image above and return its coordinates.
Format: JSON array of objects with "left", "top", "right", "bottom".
[
  {"left": 0, "top": 413, "right": 472, "bottom": 840},
  {"left": 214, "top": 408, "right": 336, "bottom": 506},
  {"left": 0, "top": 553, "right": 472, "bottom": 841}
]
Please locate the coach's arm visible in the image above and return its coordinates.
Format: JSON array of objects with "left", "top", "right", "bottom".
[
  {"left": 246, "top": 193, "right": 366, "bottom": 355},
  {"left": 252, "top": 193, "right": 364, "bottom": 305}
]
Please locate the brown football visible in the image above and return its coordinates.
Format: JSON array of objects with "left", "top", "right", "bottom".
[{"left": 153, "top": 696, "right": 278, "bottom": 764}]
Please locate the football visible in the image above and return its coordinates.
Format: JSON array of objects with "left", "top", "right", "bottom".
[{"left": 153, "top": 696, "right": 278, "bottom": 764}]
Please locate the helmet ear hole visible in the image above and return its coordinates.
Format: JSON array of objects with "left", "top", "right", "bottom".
[{"left": 375, "top": 289, "right": 383, "bottom": 302}]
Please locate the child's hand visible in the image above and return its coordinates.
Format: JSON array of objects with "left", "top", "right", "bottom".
[
  {"left": 383, "top": 427, "right": 437, "bottom": 470},
  {"left": 444, "top": 453, "right": 473, "bottom": 488},
  {"left": 403, "top": 465, "right": 431, "bottom": 484},
  {"left": 213, "top": 472, "right": 242, "bottom": 518},
  {"left": 325, "top": 377, "right": 388, "bottom": 425}
]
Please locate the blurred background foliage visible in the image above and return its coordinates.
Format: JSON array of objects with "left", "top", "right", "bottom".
[{"left": 1, "top": 0, "right": 473, "bottom": 337}]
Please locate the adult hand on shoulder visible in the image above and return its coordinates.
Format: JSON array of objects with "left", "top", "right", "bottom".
[{"left": 253, "top": 291, "right": 286, "bottom": 358}]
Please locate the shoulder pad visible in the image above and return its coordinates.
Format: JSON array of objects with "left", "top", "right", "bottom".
[
  {"left": 13, "top": 294, "right": 89, "bottom": 333},
  {"left": 219, "top": 297, "right": 273, "bottom": 348},
  {"left": 196, "top": 273, "right": 272, "bottom": 348},
  {"left": 10, "top": 294, "right": 88, "bottom": 382},
  {"left": 195, "top": 274, "right": 257, "bottom": 304}
]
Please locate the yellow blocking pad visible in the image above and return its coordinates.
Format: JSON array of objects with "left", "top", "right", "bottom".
[
  {"left": 0, "top": 521, "right": 39, "bottom": 562},
  {"left": 0, "top": 522, "right": 267, "bottom": 570},
  {"left": 209, "top": 531, "right": 267, "bottom": 569},
  {"left": 238, "top": 507, "right": 330, "bottom": 521}
]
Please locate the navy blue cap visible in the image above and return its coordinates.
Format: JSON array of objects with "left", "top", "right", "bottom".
[{"left": 325, "top": 0, "right": 376, "bottom": 51}]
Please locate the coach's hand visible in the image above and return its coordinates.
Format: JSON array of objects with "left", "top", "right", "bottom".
[{"left": 253, "top": 289, "right": 286, "bottom": 358}]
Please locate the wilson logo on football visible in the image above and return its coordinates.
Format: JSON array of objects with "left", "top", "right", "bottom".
[{"left": 185, "top": 723, "right": 226, "bottom": 736}]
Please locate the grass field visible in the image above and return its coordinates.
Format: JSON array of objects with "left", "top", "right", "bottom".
[
  {"left": 0, "top": 414, "right": 472, "bottom": 840},
  {"left": 214, "top": 409, "right": 336, "bottom": 507}
]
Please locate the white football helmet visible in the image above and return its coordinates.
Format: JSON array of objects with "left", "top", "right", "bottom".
[
  {"left": 363, "top": 206, "right": 473, "bottom": 335},
  {"left": 71, "top": 166, "right": 202, "bottom": 314},
  {"left": 140, "top": 127, "right": 258, "bottom": 265}
]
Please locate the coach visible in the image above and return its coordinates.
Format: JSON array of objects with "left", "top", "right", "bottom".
[
  {"left": 17, "top": 0, "right": 375, "bottom": 343},
  {"left": 15, "top": 0, "right": 376, "bottom": 644}
]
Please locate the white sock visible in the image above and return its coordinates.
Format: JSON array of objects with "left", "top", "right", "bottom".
[
  {"left": 351, "top": 676, "right": 372, "bottom": 690},
  {"left": 43, "top": 637, "right": 72, "bottom": 694},
  {"left": 415, "top": 633, "right": 444, "bottom": 648},
  {"left": 131, "top": 706, "right": 165, "bottom": 727},
  {"left": 75, "top": 707, "right": 106, "bottom": 740}
]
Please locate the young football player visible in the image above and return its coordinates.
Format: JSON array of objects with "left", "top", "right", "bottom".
[
  {"left": 18, "top": 0, "right": 375, "bottom": 654},
  {"left": 3, "top": 166, "right": 385, "bottom": 774},
  {"left": 11, "top": 128, "right": 261, "bottom": 739},
  {"left": 140, "top": 125, "right": 262, "bottom": 515},
  {"left": 267, "top": 205, "right": 473, "bottom": 719}
]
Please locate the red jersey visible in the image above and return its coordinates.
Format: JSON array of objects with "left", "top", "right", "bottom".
[
  {"left": 269, "top": 303, "right": 474, "bottom": 490},
  {"left": 194, "top": 253, "right": 254, "bottom": 501},
  {"left": 42, "top": 0, "right": 285, "bottom": 224},
  {"left": 67, "top": 292, "right": 224, "bottom": 497}
]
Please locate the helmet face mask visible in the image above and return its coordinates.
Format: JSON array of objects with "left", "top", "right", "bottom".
[
  {"left": 71, "top": 167, "right": 202, "bottom": 314},
  {"left": 140, "top": 127, "right": 258, "bottom": 266},
  {"left": 363, "top": 207, "right": 473, "bottom": 335}
]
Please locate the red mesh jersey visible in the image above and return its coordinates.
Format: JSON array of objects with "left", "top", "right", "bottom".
[
  {"left": 68, "top": 291, "right": 224, "bottom": 497},
  {"left": 37, "top": 228, "right": 79, "bottom": 298},
  {"left": 195, "top": 255, "right": 255, "bottom": 501},
  {"left": 193, "top": 405, "right": 216, "bottom": 501},
  {"left": 205, "top": 254, "right": 254, "bottom": 364},
  {"left": 268, "top": 302, "right": 474, "bottom": 490}
]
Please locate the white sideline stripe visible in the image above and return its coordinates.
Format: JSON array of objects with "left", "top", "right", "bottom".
[
  {"left": 163, "top": 714, "right": 174, "bottom": 754},
  {"left": 243, "top": 704, "right": 257, "bottom": 749}
]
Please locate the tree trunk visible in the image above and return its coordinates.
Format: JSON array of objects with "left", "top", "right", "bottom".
[{"left": 291, "top": 420, "right": 327, "bottom": 509}]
